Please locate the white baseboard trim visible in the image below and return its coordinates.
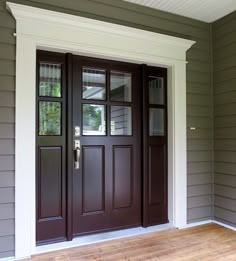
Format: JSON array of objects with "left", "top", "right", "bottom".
[
  {"left": 179, "top": 219, "right": 236, "bottom": 232},
  {"left": 213, "top": 220, "right": 236, "bottom": 231},
  {"left": 0, "top": 257, "right": 14, "bottom": 261},
  {"left": 0, "top": 257, "right": 31, "bottom": 261},
  {"left": 179, "top": 220, "right": 213, "bottom": 229}
]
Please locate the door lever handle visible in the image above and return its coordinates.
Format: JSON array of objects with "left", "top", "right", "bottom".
[{"left": 74, "top": 140, "right": 80, "bottom": 169}]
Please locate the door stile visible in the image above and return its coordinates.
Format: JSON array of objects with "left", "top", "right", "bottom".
[
  {"left": 141, "top": 64, "right": 148, "bottom": 227},
  {"left": 66, "top": 53, "right": 73, "bottom": 241}
]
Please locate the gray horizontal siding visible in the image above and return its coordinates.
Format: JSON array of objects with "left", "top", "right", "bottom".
[
  {"left": 0, "top": 156, "right": 14, "bottom": 171},
  {"left": 0, "top": 204, "right": 14, "bottom": 220},
  {"left": 0, "top": 75, "right": 15, "bottom": 91},
  {"left": 188, "top": 173, "right": 212, "bottom": 186},
  {"left": 0, "top": 188, "right": 14, "bottom": 204},
  {"left": 187, "top": 206, "right": 212, "bottom": 222},
  {"left": 0, "top": 251, "right": 14, "bottom": 259},
  {"left": 0, "top": 108, "right": 15, "bottom": 123},
  {"left": 0, "top": 124, "right": 14, "bottom": 139},
  {"left": 0, "top": 28, "right": 15, "bottom": 45},
  {"left": 213, "top": 12, "right": 236, "bottom": 227},
  {"left": 0, "top": 2, "right": 15, "bottom": 257},
  {"left": 215, "top": 173, "right": 236, "bottom": 187},
  {"left": 214, "top": 207, "right": 236, "bottom": 227},
  {"left": 0, "top": 220, "right": 14, "bottom": 237},
  {"left": 0, "top": 235, "right": 14, "bottom": 254},
  {"left": 0, "top": 172, "right": 14, "bottom": 187},
  {"left": 0, "top": 43, "right": 15, "bottom": 61},
  {"left": 0, "top": 0, "right": 214, "bottom": 257}
]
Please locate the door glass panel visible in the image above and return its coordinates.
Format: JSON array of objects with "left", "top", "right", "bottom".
[
  {"left": 39, "top": 101, "right": 61, "bottom": 135},
  {"left": 82, "top": 68, "right": 106, "bottom": 100},
  {"left": 82, "top": 104, "right": 106, "bottom": 135},
  {"left": 110, "top": 106, "right": 132, "bottom": 136},
  {"left": 149, "top": 108, "right": 164, "bottom": 136},
  {"left": 110, "top": 71, "right": 132, "bottom": 102},
  {"left": 149, "top": 77, "right": 164, "bottom": 105},
  {"left": 39, "top": 63, "right": 62, "bottom": 97}
]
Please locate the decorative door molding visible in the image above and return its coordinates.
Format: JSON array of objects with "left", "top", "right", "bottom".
[{"left": 7, "top": 2, "right": 195, "bottom": 259}]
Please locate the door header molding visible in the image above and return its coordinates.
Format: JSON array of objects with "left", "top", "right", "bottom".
[
  {"left": 7, "top": 2, "right": 195, "bottom": 259},
  {"left": 7, "top": 2, "right": 194, "bottom": 64}
]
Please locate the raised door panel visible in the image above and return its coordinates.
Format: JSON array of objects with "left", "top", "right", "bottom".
[
  {"left": 82, "top": 146, "right": 105, "bottom": 214},
  {"left": 147, "top": 144, "right": 168, "bottom": 225},
  {"left": 148, "top": 145, "right": 166, "bottom": 206},
  {"left": 113, "top": 146, "right": 133, "bottom": 209},
  {"left": 39, "top": 147, "right": 62, "bottom": 219}
]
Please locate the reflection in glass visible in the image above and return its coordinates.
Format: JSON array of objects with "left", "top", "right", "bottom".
[
  {"left": 39, "top": 101, "right": 61, "bottom": 135},
  {"left": 39, "top": 63, "right": 61, "bottom": 97},
  {"left": 82, "top": 104, "right": 106, "bottom": 135},
  {"left": 82, "top": 68, "right": 106, "bottom": 100},
  {"left": 111, "top": 106, "right": 132, "bottom": 135},
  {"left": 149, "top": 77, "right": 164, "bottom": 105},
  {"left": 110, "top": 71, "right": 132, "bottom": 102},
  {"left": 149, "top": 108, "right": 164, "bottom": 136}
]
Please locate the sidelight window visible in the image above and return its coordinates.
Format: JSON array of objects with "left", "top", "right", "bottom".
[
  {"left": 149, "top": 108, "right": 164, "bottom": 136},
  {"left": 39, "top": 101, "right": 61, "bottom": 136},
  {"left": 149, "top": 77, "right": 164, "bottom": 105},
  {"left": 38, "top": 61, "right": 63, "bottom": 136},
  {"left": 39, "top": 63, "right": 62, "bottom": 97},
  {"left": 148, "top": 76, "right": 166, "bottom": 136}
]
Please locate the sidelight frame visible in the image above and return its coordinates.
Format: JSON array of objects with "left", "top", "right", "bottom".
[{"left": 7, "top": 2, "right": 195, "bottom": 259}]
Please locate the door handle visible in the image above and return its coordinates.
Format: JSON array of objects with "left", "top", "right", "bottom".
[{"left": 74, "top": 140, "right": 80, "bottom": 169}]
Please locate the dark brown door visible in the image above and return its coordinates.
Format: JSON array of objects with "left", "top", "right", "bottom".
[
  {"left": 36, "top": 51, "right": 168, "bottom": 244},
  {"left": 71, "top": 56, "right": 142, "bottom": 236},
  {"left": 142, "top": 65, "right": 168, "bottom": 226}
]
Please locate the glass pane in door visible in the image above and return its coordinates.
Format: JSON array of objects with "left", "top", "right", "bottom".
[
  {"left": 39, "top": 101, "right": 61, "bottom": 135},
  {"left": 149, "top": 77, "right": 164, "bottom": 105},
  {"left": 82, "top": 68, "right": 106, "bottom": 100},
  {"left": 149, "top": 108, "right": 164, "bottom": 136},
  {"left": 82, "top": 104, "right": 106, "bottom": 135},
  {"left": 110, "top": 106, "right": 132, "bottom": 135},
  {"left": 39, "top": 63, "right": 62, "bottom": 97},
  {"left": 110, "top": 71, "right": 132, "bottom": 102}
]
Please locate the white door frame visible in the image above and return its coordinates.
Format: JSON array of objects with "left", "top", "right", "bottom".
[{"left": 7, "top": 2, "right": 195, "bottom": 259}]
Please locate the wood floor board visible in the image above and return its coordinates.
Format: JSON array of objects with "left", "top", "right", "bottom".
[{"left": 26, "top": 224, "right": 236, "bottom": 261}]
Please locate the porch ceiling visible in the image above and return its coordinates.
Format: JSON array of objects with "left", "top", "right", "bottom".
[{"left": 123, "top": 0, "right": 236, "bottom": 22}]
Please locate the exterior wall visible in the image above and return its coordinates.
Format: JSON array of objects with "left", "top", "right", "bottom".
[
  {"left": 212, "top": 12, "right": 236, "bottom": 227},
  {"left": 0, "top": 0, "right": 213, "bottom": 258},
  {"left": 0, "top": 0, "right": 16, "bottom": 258}
]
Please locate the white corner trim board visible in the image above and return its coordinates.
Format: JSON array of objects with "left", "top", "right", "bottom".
[{"left": 6, "top": 2, "right": 195, "bottom": 259}]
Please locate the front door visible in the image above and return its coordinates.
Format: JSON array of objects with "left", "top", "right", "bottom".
[
  {"left": 71, "top": 55, "right": 142, "bottom": 236},
  {"left": 36, "top": 51, "right": 168, "bottom": 244}
]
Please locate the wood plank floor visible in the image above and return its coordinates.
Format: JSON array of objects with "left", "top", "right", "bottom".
[{"left": 26, "top": 224, "right": 236, "bottom": 261}]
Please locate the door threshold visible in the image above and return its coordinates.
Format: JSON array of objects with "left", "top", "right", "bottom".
[{"left": 35, "top": 223, "right": 173, "bottom": 255}]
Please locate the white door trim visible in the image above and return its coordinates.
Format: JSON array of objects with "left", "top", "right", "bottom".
[{"left": 7, "top": 2, "right": 195, "bottom": 259}]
